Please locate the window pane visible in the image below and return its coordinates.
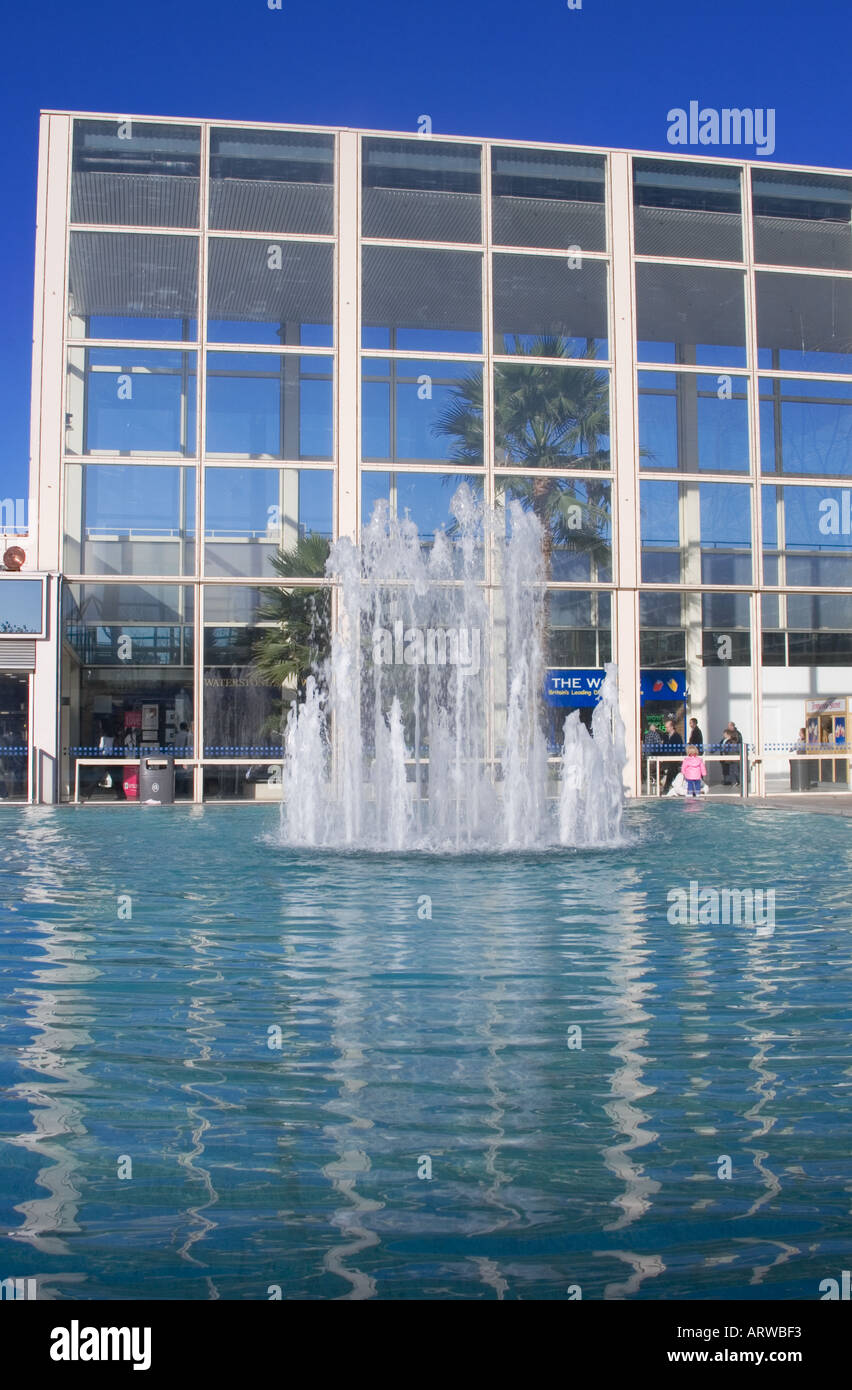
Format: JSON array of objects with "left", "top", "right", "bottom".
[
  {"left": 71, "top": 118, "right": 200, "bottom": 228},
  {"left": 788, "top": 591, "right": 852, "bottom": 631},
  {"left": 641, "top": 480, "right": 680, "bottom": 582},
  {"left": 362, "top": 357, "right": 483, "bottom": 465},
  {"left": 639, "top": 589, "right": 752, "bottom": 781},
  {"left": 752, "top": 168, "right": 852, "bottom": 271},
  {"left": 642, "top": 590, "right": 752, "bottom": 668},
  {"left": 547, "top": 590, "right": 611, "bottom": 662},
  {"left": 701, "top": 592, "right": 751, "bottom": 665},
  {"left": 543, "top": 590, "right": 611, "bottom": 748},
  {"left": 204, "top": 466, "right": 333, "bottom": 578},
  {"left": 493, "top": 255, "right": 608, "bottom": 358},
  {"left": 63, "top": 583, "right": 195, "bottom": 785},
  {"left": 68, "top": 232, "right": 198, "bottom": 340},
  {"left": 762, "top": 483, "right": 852, "bottom": 586},
  {"left": 636, "top": 263, "right": 747, "bottom": 366},
  {"left": 66, "top": 348, "right": 197, "bottom": 456},
  {"left": 761, "top": 593, "right": 852, "bottom": 792},
  {"left": 362, "top": 137, "right": 481, "bottom": 242},
  {"left": 633, "top": 158, "right": 742, "bottom": 260},
  {"left": 203, "top": 583, "right": 329, "bottom": 763},
  {"left": 0, "top": 579, "right": 43, "bottom": 634},
  {"left": 204, "top": 585, "right": 269, "bottom": 623},
  {"left": 700, "top": 481, "right": 752, "bottom": 584},
  {"left": 360, "top": 472, "right": 484, "bottom": 571},
  {"left": 361, "top": 246, "right": 482, "bottom": 352},
  {"left": 205, "top": 353, "right": 333, "bottom": 459},
  {"left": 207, "top": 238, "right": 333, "bottom": 345},
  {"left": 638, "top": 371, "right": 750, "bottom": 472},
  {"left": 494, "top": 361, "right": 610, "bottom": 470},
  {"left": 760, "top": 377, "right": 852, "bottom": 477},
  {"left": 64, "top": 463, "right": 195, "bottom": 576},
  {"left": 496, "top": 476, "right": 612, "bottom": 581},
  {"left": 209, "top": 127, "right": 334, "bottom": 234},
  {"left": 491, "top": 147, "right": 606, "bottom": 251},
  {"left": 756, "top": 272, "right": 852, "bottom": 374},
  {"left": 640, "top": 479, "right": 752, "bottom": 583}
]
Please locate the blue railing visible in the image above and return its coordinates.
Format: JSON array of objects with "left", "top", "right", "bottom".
[
  {"left": 70, "top": 746, "right": 283, "bottom": 757},
  {"left": 763, "top": 742, "right": 847, "bottom": 752},
  {"left": 70, "top": 745, "right": 189, "bottom": 756},
  {"left": 641, "top": 742, "right": 747, "bottom": 754},
  {"left": 203, "top": 746, "right": 284, "bottom": 756}
]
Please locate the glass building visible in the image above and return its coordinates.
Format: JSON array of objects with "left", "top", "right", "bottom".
[{"left": 11, "top": 112, "right": 852, "bottom": 801}]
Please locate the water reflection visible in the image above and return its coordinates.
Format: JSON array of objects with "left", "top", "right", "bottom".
[
  {"left": 8, "top": 817, "right": 96, "bottom": 1262},
  {"left": 599, "top": 873, "right": 661, "bottom": 1236}
]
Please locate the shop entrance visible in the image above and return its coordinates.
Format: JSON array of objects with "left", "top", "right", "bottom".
[
  {"left": 640, "top": 669, "right": 688, "bottom": 793},
  {"left": 0, "top": 673, "right": 29, "bottom": 800}
]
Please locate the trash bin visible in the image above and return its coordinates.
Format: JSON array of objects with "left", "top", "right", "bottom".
[
  {"left": 789, "top": 758, "right": 814, "bottom": 791},
  {"left": 139, "top": 755, "right": 175, "bottom": 804}
]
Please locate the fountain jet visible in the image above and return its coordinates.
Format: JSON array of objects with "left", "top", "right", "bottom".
[{"left": 279, "top": 486, "right": 626, "bottom": 851}]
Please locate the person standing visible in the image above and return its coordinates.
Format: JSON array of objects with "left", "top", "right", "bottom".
[
  {"left": 173, "top": 721, "right": 191, "bottom": 752},
  {"left": 642, "top": 722, "right": 663, "bottom": 793},
  {"left": 681, "top": 744, "right": 707, "bottom": 798},
  {"left": 97, "top": 721, "right": 116, "bottom": 793},
  {"left": 721, "top": 721, "right": 742, "bottom": 786},
  {"left": 174, "top": 721, "right": 192, "bottom": 797},
  {"left": 687, "top": 717, "right": 704, "bottom": 754},
  {"left": 661, "top": 715, "right": 683, "bottom": 793}
]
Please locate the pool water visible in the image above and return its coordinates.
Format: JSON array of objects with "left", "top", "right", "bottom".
[{"left": 1, "top": 800, "right": 850, "bottom": 1301}]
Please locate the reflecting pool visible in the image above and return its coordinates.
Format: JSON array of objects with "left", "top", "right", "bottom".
[{"left": 0, "top": 801, "right": 849, "bottom": 1300}]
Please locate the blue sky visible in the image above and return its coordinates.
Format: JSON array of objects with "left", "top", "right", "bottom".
[{"left": 2, "top": 0, "right": 850, "bottom": 506}]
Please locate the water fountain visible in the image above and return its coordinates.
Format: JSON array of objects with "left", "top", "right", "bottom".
[{"left": 279, "top": 485, "right": 627, "bottom": 851}]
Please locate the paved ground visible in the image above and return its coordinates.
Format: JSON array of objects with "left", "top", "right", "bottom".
[
  {"left": 639, "top": 790, "right": 852, "bottom": 817},
  {"left": 740, "top": 794, "right": 852, "bottom": 818}
]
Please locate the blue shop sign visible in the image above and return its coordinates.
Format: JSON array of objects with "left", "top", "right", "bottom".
[
  {"left": 545, "top": 669, "right": 607, "bottom": 707},
  {"left": 640, "top": 670, "right": 688, "bottom": 703}
]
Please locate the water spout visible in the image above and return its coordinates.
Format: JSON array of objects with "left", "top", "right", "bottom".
[{"left": 278, "top": 488, "right": 627, "bottom": 851}]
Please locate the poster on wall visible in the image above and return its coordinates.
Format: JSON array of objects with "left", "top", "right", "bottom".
[
  {"left": 141, "top": 704, "right": 159, "bottom": 733},
  {"left": 544, "top": 669, "right": 606, "bottom": 708},
  {"left": 639, "top": 671, "right": 688, "bottom": 704}
]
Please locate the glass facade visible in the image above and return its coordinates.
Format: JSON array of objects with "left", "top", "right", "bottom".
[{"left": 30, "top": 114, "right": 852, "bottom": 799}]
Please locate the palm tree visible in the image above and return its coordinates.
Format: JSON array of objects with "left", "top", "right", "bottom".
[
  {"left": 434, "top": 335, "right": 611, "bottom": 576},
  {"left": 434, "top": 338, "right": 612, "bottom": 676},
  {"left": 251, "top": 532, "right": 331, "bottom": 704}
]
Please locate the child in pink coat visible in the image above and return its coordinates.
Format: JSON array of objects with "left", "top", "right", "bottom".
[{"left": 681, "top": 745, "right": 707, "bottom": 798}]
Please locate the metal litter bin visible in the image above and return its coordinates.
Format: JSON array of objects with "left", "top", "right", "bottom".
[
  {"left": 139, "top": 755, "right": 175, "bottom": 804},
  {"left": 789, "top": 758, "right": 815, "bottom": 791}
]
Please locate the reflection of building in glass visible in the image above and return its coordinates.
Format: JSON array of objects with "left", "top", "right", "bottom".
[{"left": 12, "top": 114, "right": 852, "bottom": 801}]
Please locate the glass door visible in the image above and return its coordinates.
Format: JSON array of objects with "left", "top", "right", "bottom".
[{"left": 0, "top": 674, "right": 29, "bottom": 800}]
